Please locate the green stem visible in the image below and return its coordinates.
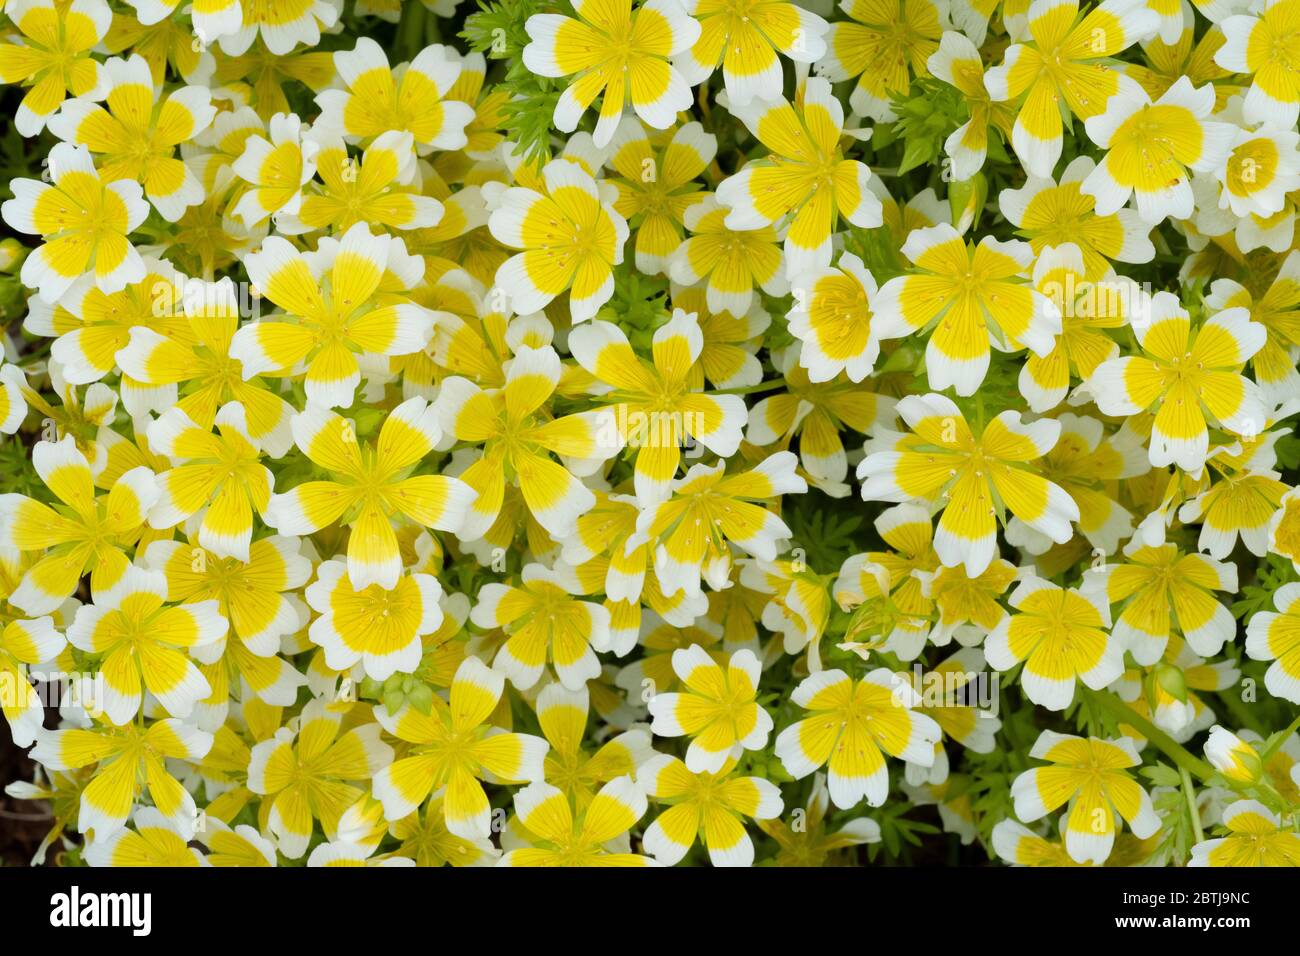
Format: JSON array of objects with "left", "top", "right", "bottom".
[
  {"left": 1181, "top": 766, "right": 1203, "bottom": 844},
  {"left": 1261, "top": 713, "right": 1300, "bottom": 762},
  {"left": 717, "top": 378, "right": 786, "bottom": 396},
  {"left": 1084, "top": 688, "right": 1216, "bottom": 782}
]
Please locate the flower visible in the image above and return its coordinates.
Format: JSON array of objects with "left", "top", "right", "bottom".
[
  {"left": 305, "top": 559, "right": 444, "bottom": 681},
  {"left": 435, "top": 344, "right": 622, "bottom": 539},
  {"left": 1216, "top": 0, "right": 1300, "bottom": 127},
  {"left": 569, "top": 310, "right": 747, "bottom": 502},
  {"left": 536, "top": 682, "right": 653, "bottom": 809},
  {"left": 67, "top": 566, "right": 227, "bottom": 724},
  {"left": 984, "top": 576, "right": 1121, "bottom": 711},
  {"left": 266, "top": 399, "right": 475, "bottom": 590},
  {"left": 757, "top": 774, "right": 881, "bottom": 865},
  {"left": 1204, "top": 249, "right": 1300, "bottom": 407},
  {"left": 488, "top": 159, "right": 628, "bottom": 322},
  {"left": 0, "top": 616, "right": 64, "bottom": 747},
  {"left": 470, "top": 563, "right": 613, "bottom": 690},
  {"left": 1177, "top": 447, "right": 1288, "bottom": 558},
  {"left": 229, "top": 111, "right": 319, "bottom": 228},
  {"left": 1204, "top": 724, "right": 1263, "bottom": 784},
  {"left": 817, "top": 0, "right": 945, "bottom": 121},
  {"left": 716, "top": 77, "right": 882, "bottom": 276},
  {"left": 389, "top": 797, "right": 499, "bottom": 867},
  {"left": 637, "top": 752, "right": 783, "bottom": 866},
  {"left": 1018, "top": 245, "right": 1136, "bottom": 412},
  {"left": 143, "top": 533, "right": 310, "bottom": 707},
  {"left": 632, "top": 452, "right": 807, "bottom": 596},
  {"left": 84, "top": 808, "right": 206, "bottom": 867},
  {"left": 606, "top": 120, "right": 716, "bottom": 275},
  {"left": 498, "top": 776, "right": 654, "bottom": 866},
  {"left": 319, "top": 37, "right": 474, "bottom": 151},
  {"left": 927, "top": 30, "right": 1016, "bottom": 181},
  {"left": 997, "top": 157, "right": 1155, "bottom": 281},
  {"left": 671, "top": 285, "right": 769, "bottom": 389},
  {"left": 122, "top": 0, "right": 240, "bottom": 45},
  {"left": 985, "top": 0, "right": 1157, "bottom": 177},
  {"left": 146, "top": 402, "right": 274, "bottom": 561},
  {"left": 1082, "top": 539, "right": 1237, "bottom": 664},
  {"left": 232, "top": 224, "right": 438, "bottom": 408},
  {"left": 215, "top": 0, "right": 341, "bottom": 56},
  {"left": 746, "top": 359, "right": 895, "bottom": 491},
  {"left": 920, "top": 556, "right": 1018, "bottom": 647},
  {"left": 668, "top": 195, "right": 788, "bottom": 316},
  {"left": 1011, "top": 730, "right": 1160, "bottom": 865},
  {"left": 1081, "top": 76, "right": 1236, "bottom": 224},
  {"left": 2, "top": 142, "right": 149, "bottom": 303},
  {"left": 117, "top": 277, "right": 296, "bottom": 454},
  {"left": 1190, "top": 799, "right": 1300, "bottom": 866},
  {"left": 674, "top": 0, "right": 827, "bottom": 105},
  {"left": 646, "top": 646, "right": 773, "bottom": 772},
  {"left": 775, "top": 666, "right": 940, "bottom": 808},
  {"left": 1246, "top": 582, "right": 1300, "bottom": 704},
  {"left": 0, "top": 0, "right": 111, "bottom": 136},
  {"left": 834, "top": 503, "right": 939, "bottom": 658},
  {"left": 49, "top": 54, "right": 216, "bottom": 221},
  {"left": 286, "top": 130, "right": 443, "bottom": 235},
  {"left": 786, "top": 251, "right": 881, "bottom": 383},
  {"left": 872, "top": 224, "right": 1060, "bottom": 395},
  {"left": 197, "top": 819, "right": 278, "bottom": 867},
  {"left": 0, "top": 365, "right": 27, "bottom": 435},
  {"left": 1215, "top": 126, "right": 1300, "bottom": 221},
  {"left": 521, "top": 0, "right": 700, "bottom": 147},
  {"left": 1089, "top": 296, "right": 1267, "bottom": 472},
  {"left": 31, "top": 716, "right": 213, "bottom": 841},
  {"left": 370, "top": 655, "right": 548, "bottom": 837},
  {"left": 859, "top": 393, "right": 1079, "bottom": 575},
  {"left": 247, "top": 698, "right": 393, "bottom": 858},
  {"left": 0, "top": 436, "right": 158, "bottom": 614},
  {"left": 1015, "top": 413, "right": 1146, "bottom": 554}
]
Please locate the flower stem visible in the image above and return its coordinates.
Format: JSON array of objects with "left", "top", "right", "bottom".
[
  {"left": 717, "top": 378, "right": 786, "bottom": 396},
  {"left": 1181, "top": 766, "right": 1203, "bottom": 844},
  {"left": 1084, "top": 688, "right": 1216, "bottom": 782}
]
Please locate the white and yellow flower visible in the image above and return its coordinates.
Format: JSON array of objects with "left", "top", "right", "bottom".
[
  {"left": 872, "top": 224, "right": 1060, "bottom": 395},
  {"left": 674, "top": 0, "right": 827, "bottom": 105},
  {"left": 1216, "top": 0, "right": 1300, "bottom": 128},
  {"left": 470, "top": 563, "right": 612, "bottom": 690},
  {"left": 787, "top": 251, "right": 881, "bottom": 383},
  {"left": 522, "top": 0, "right": 700, "bottom": 147},
  {"left": 1089, "top": 296, "right": 1267, "bottom": 472},
  {"left": 775, "top": 667, "right": 941, "bottom": 808},
  {"left": 305, "top": 559, "right": 444, "bottom": 681},
  {"left": 647, "top": 646, "right": 773, "bottom": 772},
  {"left": 1081, "top": 76, "right": 1236, "bottom": 224},
  {"left": 229, "top": 111, "right": 320, "bottom": 228},
  {"left": 984, "top": 576, "right": 1122, "bottom": 711},
  {"left": 488, "top": 159, "right": 628, "bottom": 322},
  {"left": 1245, "top": 581, "right": 1300, "bottom": 704},
  {"left": 49, "top": 54, "right": 216, "bottom": 221},
  {"left": 638, "top": 752, "right": 783, "bottom": 866},
  {"left": 371, "top": 655, "right": 548, "bottom": 837},
  {"left": 1011, "top": 730, "right": 1160, "bottom": 865},
  {"left": 716, "top": 77, "right": 882, "bottom": 276},
  {"left": 231, "top": 223, "right": 436, "bottom": 408},
  {"left": 316, "top": 37, "right": 473, "bottom": 151},
  {"left": 66, "top": 566, "right": 227, "bottom": 724},
  {"left": 2, "top": 142, "right": 149, "bottom": 303}
]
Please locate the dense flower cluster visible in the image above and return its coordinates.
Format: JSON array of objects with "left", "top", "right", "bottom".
[{"left": 0, "top": 0, "right": 1299, "bottom": 868}]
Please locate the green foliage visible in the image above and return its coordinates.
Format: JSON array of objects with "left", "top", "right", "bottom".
[{"left": 462, "top": 0, "right": 564, "bottom": 168}]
